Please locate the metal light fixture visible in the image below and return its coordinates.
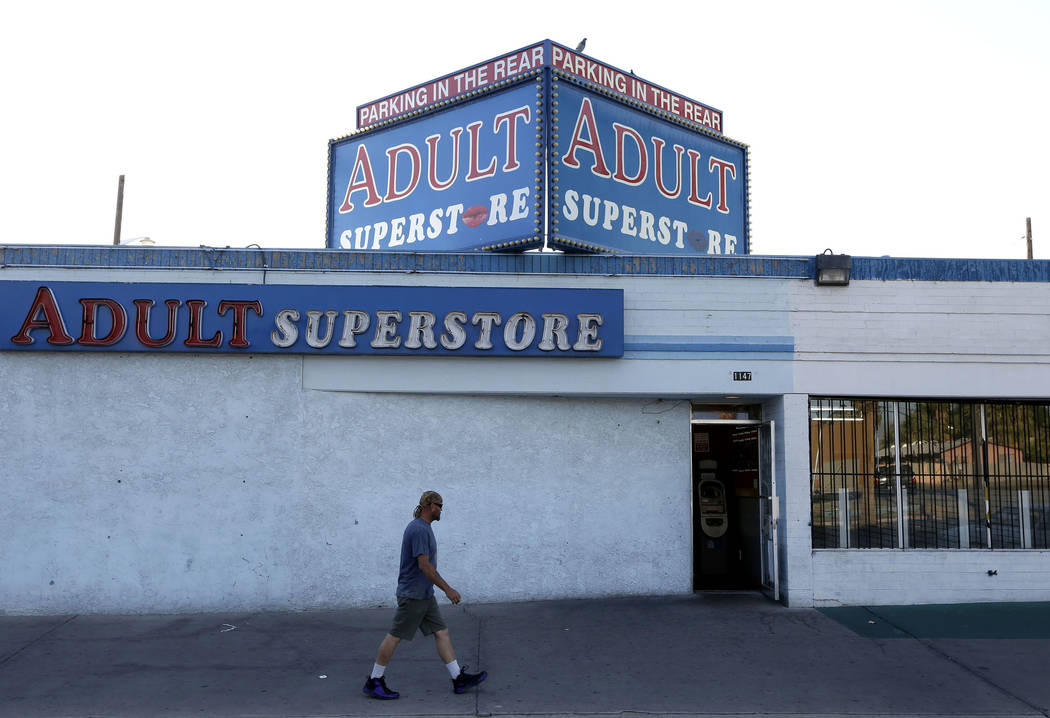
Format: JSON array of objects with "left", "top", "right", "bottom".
[{"left": 815, "top": 249, "right": 851, "bottom": 286}]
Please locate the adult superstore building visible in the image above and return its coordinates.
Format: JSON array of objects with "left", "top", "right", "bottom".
[{"left": 3, "top": 245, "right": 1049, "bottom": 614}]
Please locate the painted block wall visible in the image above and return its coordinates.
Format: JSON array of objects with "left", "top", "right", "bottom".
[
  {"left": 811, "top": 550, "right": 1050, "bottom": 606},
  {"left": 791, "top": 279, "right": 1050, "bottom": 398},
  {"left": 0, "top": 351, "right": 693, "bottom": 614}
]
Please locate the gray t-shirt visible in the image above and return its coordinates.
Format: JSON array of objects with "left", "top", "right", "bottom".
[{"left": 397, "top": 517, "right": 437, "bottom": 599}]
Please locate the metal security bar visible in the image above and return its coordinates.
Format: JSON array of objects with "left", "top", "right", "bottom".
[
  {"left": 810, "top": 398, "right": 1050, "bottom": 550},
  {"left": 983, "top": 403, "right": 1050, "bottom": 549},
  {"left": 810, "top": 399, "right": 896, "bottom": 549}
]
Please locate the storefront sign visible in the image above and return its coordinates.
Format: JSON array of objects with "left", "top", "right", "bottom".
[
  {"left": 356, "top": 40, "right": 722, "bottom": 134},
  {"left": 551, "top": 81, "right": 749, "bottom": 256},
  {"left": 328, "top": 81, "right": 542, "bottom": 252},
  {"left": 1, "top": 281, "right": 623, "bottom": 357}
]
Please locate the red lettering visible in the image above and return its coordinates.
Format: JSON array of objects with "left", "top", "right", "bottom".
[
  {"left": 709, "top": 157, "right": 738, "bottom": 213},
  {"left": 686, "top": 149, "right": 713, "bottom": 209},
  {"left": 10, "top": 286, "right": 75, "bottom": 345},
  {"left": 77, "top": 298, "right": 127, "bottom": 346},
  {"left": 134, "top": 299, "right": 180, "bottom": 348},
  {"left": 337, "top": 144, "right": 383, "bottom": 214},
  {"left": 651, "top": 137, "right": 684, "bottom": 199},
  {"left": 384, "top": 143, "right": 422, "bottom": 202},
  {"left": 426, "top": 128, "right": 463, "bottom": 190},
  {"left": 493, "top": 105, "right": 530, "bottom": 172},
  {"left": 611, "top": 123, "right": 647, "bottom": 186},
  {"left": 218, "top": 300, "right": 263, "bottom": 348},
  {"left": 184, "top": 300, "right": 222, "bottom": 348},
  {"left": 561, "top": 97, "right": 610, "bottom": 177},
  {"left": 465, "top": 121, "right": 497, "bottom": 181}
]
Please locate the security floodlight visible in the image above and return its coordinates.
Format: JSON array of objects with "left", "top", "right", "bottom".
[{"left": 815, "top": 249, "right": 851, "bottom": 286}]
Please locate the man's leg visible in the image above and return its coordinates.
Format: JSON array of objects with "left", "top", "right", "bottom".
[
  {"left": 434, "top": 629, "right": 487, "bottom": 694},
  {"left": 433, "top": 629, "right": 455, "bottom": 664},
  {"left": 376, "top": 633, "right": 401, "bottom": 667},
  {"left": 435, "top": 628, "right": 462, "bottom": 678},
  {"left": 364, "top": 634, "right": 402, "bottom": 700}
]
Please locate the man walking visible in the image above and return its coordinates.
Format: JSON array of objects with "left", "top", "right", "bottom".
[{"left": 363, "top": 491, "right": 487, "bottom": 700}]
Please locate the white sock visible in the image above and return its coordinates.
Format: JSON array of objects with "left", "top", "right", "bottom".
[
  {"left": 446, "top": 660, "right": 461, "bottom": 678},
  {"left": 371, "top": 663, "right": 386, "bottom": 679}
]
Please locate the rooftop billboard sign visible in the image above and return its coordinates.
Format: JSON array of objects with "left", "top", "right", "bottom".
[
  {"left": 550, "top": 79, "right": 748, "bottom": 255},
  {"left": 329, "top": 40, "right": 747, "bottom": 256},
  {"left": 328, "top": 79, "right": 544, "bottom": 252}
]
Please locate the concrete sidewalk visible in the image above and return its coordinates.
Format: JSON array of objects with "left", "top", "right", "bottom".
[{"left": 2, "top": 593, "right": 1049, "bottom": 718}]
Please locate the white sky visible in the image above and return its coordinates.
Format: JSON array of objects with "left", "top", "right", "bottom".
[{"left": 2, "top": 0, "right": 1047, "bottom": 259}]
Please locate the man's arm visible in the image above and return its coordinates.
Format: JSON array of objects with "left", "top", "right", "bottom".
[{"left": 417, "top": 554, "right": 461, "bottom": 604}]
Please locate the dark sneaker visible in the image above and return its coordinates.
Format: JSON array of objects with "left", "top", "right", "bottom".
[
  {"left": 363, "top": 676, "right": 399, "bottom": 700},
  {"left": 452, "top": 666, "right": 487, "bottom": 694}
]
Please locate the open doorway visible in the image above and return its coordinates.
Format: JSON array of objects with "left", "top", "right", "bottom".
[{"left": 692, "top": 422, "right": 764, "bottom": 591}]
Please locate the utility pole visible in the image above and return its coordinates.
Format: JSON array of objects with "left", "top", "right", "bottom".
[
  {"left": 1026, "top": 217, "right": 1033, "bottom": 259},
  {"left": 113, "top": 175, "right": 125, "bottom": 245}
]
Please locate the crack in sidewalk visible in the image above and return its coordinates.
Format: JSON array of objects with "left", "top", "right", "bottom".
[{"left": 0, "top": 614, "right": 79, "bottom": 670}]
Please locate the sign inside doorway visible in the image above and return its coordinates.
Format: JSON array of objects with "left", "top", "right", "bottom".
[{"left": 693, "top": 432, "right": 711, "bottom": 453}]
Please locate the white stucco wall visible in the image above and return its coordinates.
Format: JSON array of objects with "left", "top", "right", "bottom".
[{"left": 0, "top": 349, "right": 692, "bottom": 614}]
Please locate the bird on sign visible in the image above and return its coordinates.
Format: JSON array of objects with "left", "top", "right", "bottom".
[{"left": 575, "top": 38, "right": 587, "bottom": 52}]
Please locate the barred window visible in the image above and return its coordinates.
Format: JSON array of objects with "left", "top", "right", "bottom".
[{"left": 810, "top": 398, "right": 1050, "bottom": 549}]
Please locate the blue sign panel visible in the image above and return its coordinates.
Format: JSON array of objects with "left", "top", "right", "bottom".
[
  {"left": 1, "top": 281, "right": 623, "bottom": 357},
  {"left": 327, "top": 80, "right": 544, "bottom": 252},
  {"left": 550, "top": 78, "right": 749, "bottom": 256}
]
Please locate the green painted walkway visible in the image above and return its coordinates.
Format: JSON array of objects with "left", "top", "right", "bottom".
[{"left": 821, "top": 601, "right": 1050, "bottom": 639}]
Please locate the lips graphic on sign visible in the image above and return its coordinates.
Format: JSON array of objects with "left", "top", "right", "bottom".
[{"left": 462, "top": 205, "right": 489, "bottom": 228}]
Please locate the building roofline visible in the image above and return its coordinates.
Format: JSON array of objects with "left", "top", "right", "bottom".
[{"left": 1, "top": 245, "right": 1048, "bottom": 282}]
